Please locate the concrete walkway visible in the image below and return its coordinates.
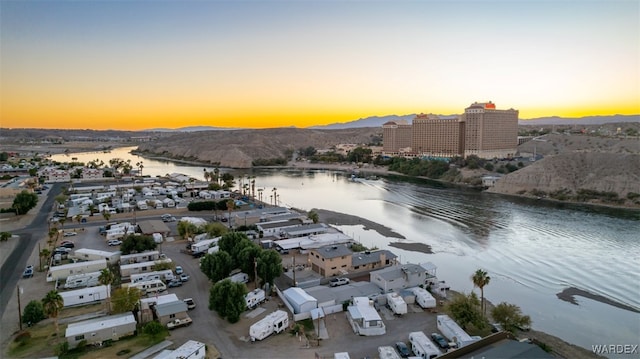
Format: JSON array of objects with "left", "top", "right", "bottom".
[{"left": 129, "top": 340, "right": 173, "bottom": 359}]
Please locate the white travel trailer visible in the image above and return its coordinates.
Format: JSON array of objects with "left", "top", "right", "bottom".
[
  {"left": 105, "top": 231, "right": 126, "bottom": 241},
  {"left": 162, "top": 198, "right": 175, "bottom": 208},
  {"left": 137, "top": 200, "right": 148, "bottom": 210},
  {"left": 47, "top": 260, "right": 108, "bottom": 282},
  {"left": 120, "top": 258, "right": 172, "bottom": 279},
  {"left": 60, "top": 285, "right": 109, "bottom": 307},
  {"left": 130, "top": 269, "right": 175, "bottom": 284},
  {"left": 409, "top": 331, "right": 441, "bottom": 359},
  {"left": 386, "top": 292, "right": 408, "bottom": 315},
  {"left": 249, "top": 310, "right": 289, "bottom": 341},
  {"left": 228, "top": 272, "right": 249, "bottom": 284},
  {"left": 191, "top": 238, "right": 220, "bottom": 254},
  {"left": 437, "top": 315, "right": 479, "bottom": 348},
  {"left": 124, "top": 279, "right": 167, "bottom": 294},
  {"left": 378, "top": 346, "right": 401, "bottom": 359},
  {"left": 63, "top": 271, "right": 102, "bottom": 289},
  {"left": 245, "top": 289, "right": 266, "bottom": 309},
  {"left": 410, "top": 287, "right": 437, "bottom": 309}
]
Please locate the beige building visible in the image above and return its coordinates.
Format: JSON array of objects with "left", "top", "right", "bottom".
[
  {"left": 462, "top": 101, "right": 519, "bottom": 158},
  {"left": 411, "top": 114, "right": 465, "bottom": 157},
  {"left": 382, "top": 120, "right": 413, "bottom": 153},
  {"left": 309, "top": 244, "right": 398, "bottom": 278}
]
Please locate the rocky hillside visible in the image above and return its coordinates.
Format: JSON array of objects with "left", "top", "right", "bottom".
[
  {"left": 135, "top": 127, "right": 382, "bottom": 168},
  {"left": 488, "top": 134, "right": 640, "bottom": 207}
]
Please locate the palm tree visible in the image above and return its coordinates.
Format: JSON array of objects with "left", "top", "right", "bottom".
[
  {"left": 102, "top": 210, "right": 111, "bottom": 222},
  {"left": 99, "top": 269, "right": 115, "bottom": 313},
  {"left": 203, "top": 169, "right": 210, "bottom": 183},
  {"left": 226, "top": 199, "right": 235, "bottom": 229},
  {"left": 42, "top": 290, "right": 63, "bottom": 337},
  {"left": 271, "top": 187, "right": 277, "bottom": 206},
  {"left": 213, "top": 167, "right": 220, "bottom": 185},
  {"left": 472, "top": 269, "right": 491, "bottom": 316}
]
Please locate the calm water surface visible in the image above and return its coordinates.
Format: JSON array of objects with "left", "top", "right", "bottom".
[{"left": 51, "top": 147, "right": 640, "bottom": 354}]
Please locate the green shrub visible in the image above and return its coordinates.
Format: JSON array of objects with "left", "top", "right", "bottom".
[
  {"left": 54, "top": 342, "right": 69, "bottom": 356},
  {"left": 142, "top": 321, "right": 166, "bottom": 335}
]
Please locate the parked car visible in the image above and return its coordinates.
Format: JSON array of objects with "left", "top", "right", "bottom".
[
  {"left": 183, "top": 298, "right": 196, "bottom": 310},
  {"left": 329, "top": 277, "right": 350, "bottom": 287},
  {"left": 395, "top": 341, "right": 411, "bottom": 357},
  {"left": 431, "top": 333, "right": 449, "bottom": 349},
  {"left": 60, "top": 241, "right": 75, "bottom": 248},
  {"left": 490, "top": 323, "right": 504, "bottom": 333},
  {"left": 175, "top": 266, "right": 183, "bottom": 275},
  {"left": 54, "top": 247, "right": 72, "bottom": 253},
  {"left": 180, "top": 274, "right": 190, "bottom": 282},
  {"left": 162, "top": 215, "right": 176, "bottom": 222},
  {"left": 22, "top": 265, "right": 34, "bottom": 278},
  {"left": 167, "top": 280, "right": 182, "bottom": 288},
  {"left": 63, "top": 232, "right": 77, "bottom": 237},
  {"left": 107, "top": 240, "right": 122, "bottom": 246}
]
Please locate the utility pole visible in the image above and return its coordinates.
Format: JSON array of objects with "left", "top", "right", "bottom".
[
  {"left": 254, "top": 258, "right": 258, "bottom": 290},
  {"left": 292, "top": 254, "right": 296, "bottom": 287},
  {"left": 17, "top": 286, "right": 23, "bottom": 331}
]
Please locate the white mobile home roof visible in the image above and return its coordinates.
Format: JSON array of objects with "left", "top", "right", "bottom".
[
  {"left": 60, "top": 285, "right": 109, "bottom": 306},
  {"left": 276, "top": 232, "right": 353, "bottom": 250},
  {"left": 120, "top": 258, "right": 171, "bottom": 271},
  {"left": 49, "top": 259, "right": 107, "bottom": 271},
  {"left": 73, "top": 248, "right": 120, "bottom": 258},
  {"left": 153, "top": 340, "right": 206, "bottom": 359},
  {"left": 65, "top": 313, "right": 136, "bottom": 338},
  {"left": 141, "top": 293, "right": 179, "bottom": 306}
]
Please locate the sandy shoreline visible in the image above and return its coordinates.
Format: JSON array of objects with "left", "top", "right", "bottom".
[
  {"left": 313, "top": 208, "right": 405, "bottom": 239},
  {"left": 556, "top": 287, "right": 640, "bottom": 313}
]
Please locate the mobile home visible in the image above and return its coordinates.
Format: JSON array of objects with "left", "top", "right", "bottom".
[
  {"left": 120, "top": 258, "right": 172, "bottom": 279},
  {"left": 408, "top": 331, "right": 441, "bottom": 359},
  {"left": 191, "top": 238, "right": 220, "bottom": 254},
  {"left": 377, "top": 346, "right": 401, "bottom": 359},
  {"left": 120, "top": 251, "right": 161, "bottom": 265},
  {"left": 65, "top": 313, "right": 136, "bottom": 349},
  {"left": 386, "top": 292, "right": 408, "bottom": 315},
  {"left": 137, "top": 200, "right": 148, "bottom": 210},
  {"left": 72, "top": 248, "right": 121, "bottom": 265},
  {"left": 47, "top": 260, "right": 108, "bottom": 282},
  {"left": 60, "top": 285, "right": 109, "bottom": 307}
]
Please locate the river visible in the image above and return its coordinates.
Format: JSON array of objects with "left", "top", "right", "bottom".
[{"left": 51, "top": 147, "right": 640, "bottom": 355}]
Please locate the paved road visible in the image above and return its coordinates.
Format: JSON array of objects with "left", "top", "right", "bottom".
[{"left": 0, "top": 183, "right": 61, "bottom": 321}]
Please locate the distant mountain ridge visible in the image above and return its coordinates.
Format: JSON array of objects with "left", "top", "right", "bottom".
[{"left": 142, "top": 114, "right": 639, "bottom": 132}]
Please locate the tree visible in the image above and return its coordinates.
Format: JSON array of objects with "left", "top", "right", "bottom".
[
  {"left": 258, "top": 249, "right": 283, "bottom": 286},
  {"left": 177, "top": 221, "right": 199, "bottom": 240},
  {"left": 347, "top": 147, "right": 373, "bottom": 163},
  {"left": 491, "top": 302, "right": 532, "bottom": 333},
  {"left": 12, "top": 190, "right": 38, "bottom": 215},
  {"left": 472, "top": 269, "right": 491, "bottom": 316},
  {"left": 42, "top": 290, "right": 63, "bottom": 337},
  {"left": 218, "top": 232, "right": 249, "bottom": 260},
  {"left": 0, "top": 232, "right": 11, "bottom": 242},
  {"left": 99, "top": 269, "right": 115, "bottom": 313},
  {"left": 204, "top": 222, "right": 228, "bottom": 238},
  {"left": 307, "top": 210, "right": 319, "bottom": 224},
  {"left": 209, "top": 279, "right": 247, "bottom": 323},
  {"left": 22, "top": 300, "right": 46, "bottom": 325},
  {"left": 102, "top": 210, "right": 111, "bottom": 222},
  {"left": 237, "top": 244, "right": 262, "bottom": 280},
  {"left": 111, "top": 287, "right": 142, "bottom": 313},
  {"left": 120, "top": 234, "right": 157, "bottom": 255},
  {"left": 200, "top": 251, "right": 233, "bottom": 282},
  {"left": 445, "top": 292, "right": 486, "bottom": 332},
  {"left": 39, "top": 248, "right": 51, "bottom": 271}
]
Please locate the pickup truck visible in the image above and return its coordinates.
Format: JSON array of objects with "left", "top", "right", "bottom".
[{"left": 166, "top": 317, "right": 193, "bottom": 330}]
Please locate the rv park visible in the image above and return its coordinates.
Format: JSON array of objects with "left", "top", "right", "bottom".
[{"left": 0, "top": 178, "right": 603, "bottom": 359}]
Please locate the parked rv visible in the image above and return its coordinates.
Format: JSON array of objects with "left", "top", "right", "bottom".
[
  {"left": 408, "top": 331, "right": 441, "bottom": 359},
  {"left": 386, "top": 292, "right": 408, "bottom": 315},
  {"left": 63, "top": 271, "right": 101, "bottom": 289},
  {"left": 410, "top": 287, "right": 437, "bottom": 309},
  {"left": 378, "top": 346, "right": 402, "bottom": 359},
  {"left": 245, "top": 289, "right": 266, "bottom": 309},
  {"left": 124, "top": 279, "right": 167, "bottom": 295},
  {"left": 436, "top": 315, "right": 480, "bottom": 348},
  {"left": 249, "top": 310, "right": 289, "bottom": 341}
]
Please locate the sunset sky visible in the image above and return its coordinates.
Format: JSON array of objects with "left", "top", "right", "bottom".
[{"left": 1, "top": 1, "right": 638, "bottom": 130}]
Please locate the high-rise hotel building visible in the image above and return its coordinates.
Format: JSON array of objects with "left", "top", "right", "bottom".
[
  {"left": 462, "top": 101, "right": 518, "bottom": 159},
  {"left": 411, "top": 114, "right": 465, "bottom": 157},
  {"left": 382, "top": 120, "right": 412, "bottom": 153},
  {"left": 382, "top": 102, "right": 519, "bottom": 159}
]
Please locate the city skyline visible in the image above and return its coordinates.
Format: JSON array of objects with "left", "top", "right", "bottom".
[{"left": 1, "top": 1, "right": 638, "bottom": 131}]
